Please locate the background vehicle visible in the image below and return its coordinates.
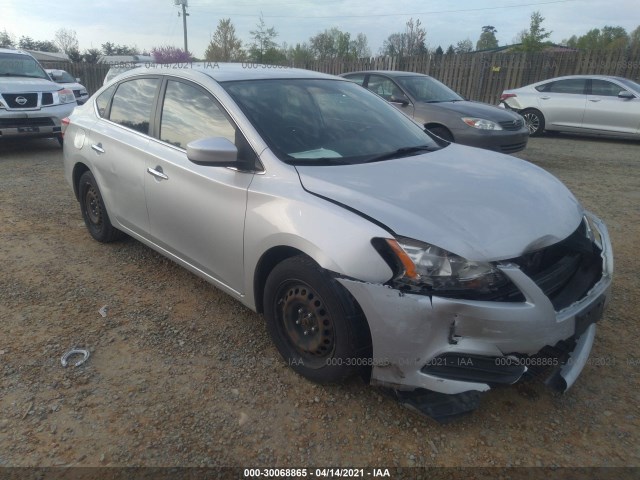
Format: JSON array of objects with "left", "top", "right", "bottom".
[
  {"left": 64, "top": 64, "right": 612, "bottom": 420},
  {"left": 0, "top": 48, "right": 76, "bottom": 145},
  {"left": 46, "top": 69, "right": 89, "bottom": 105},
  {"left": 500, "top": 75, "right": 640, "bottom": 138},
  {"left": 341, "top": 70, "right": 529, "bottom": 153}
]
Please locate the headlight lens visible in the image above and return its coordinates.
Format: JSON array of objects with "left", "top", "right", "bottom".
[
  {"left": 461, "top": 117, "right": 503, "bottom": 130},
  {"left": 56, "top": 88, "right": 76, "bottom": 104},
  {"left": 378, "top": 237, "right": 511, "bottom": 298}
]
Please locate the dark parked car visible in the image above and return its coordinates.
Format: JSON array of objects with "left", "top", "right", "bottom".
[{"left": 341, "top": 70, "right": 529, "bottom": 153}]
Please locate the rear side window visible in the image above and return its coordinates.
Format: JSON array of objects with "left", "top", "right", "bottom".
[
  {"left": 159, "top": 80, "right": 235, "bottom": 149},
  {"left": 95, "top": 84, "right": 116, "bottom": 118},
  {"left": 537, "top": 79, "right": 586, "bottom": 94},
  {"left": 109, "top": 78, "right": 159, "bottom": 134}
]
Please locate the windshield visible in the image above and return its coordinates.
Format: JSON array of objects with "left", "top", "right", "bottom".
[
  {"left": 48, "top": 70, "right": 76, "bottom": 83},
  {"left": 617, "top": 77, "right": 640, "bottom": 95},
  {"left": 0, "top": 53, "right": 49, "bottom": 79},
  {"left": 222, "top": 79, "right": 438, "bottom": 165},
  {"left": 395, "top": 75, "right": 463, "bottom": 103}
]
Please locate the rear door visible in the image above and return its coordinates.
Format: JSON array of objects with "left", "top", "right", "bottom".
[
  {"left": 536, "top": 78, "right": 587, "bottom": 129},
  {"left": 88, "top": 76, "right": 160, "bottom": 236},
  {"left": 583, "top": 79, "right": 640, "bottom": 135},
  {"left": 144, "top": 77, "right": 256, "bottom": 294}
]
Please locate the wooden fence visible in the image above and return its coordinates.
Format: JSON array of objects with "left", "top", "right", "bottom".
[{"left": 41, "top": 48, "right": 640, "bottom": 104}]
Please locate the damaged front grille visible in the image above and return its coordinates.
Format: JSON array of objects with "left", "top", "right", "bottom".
[{"left": 508, "top": 223, "right": 603, "bottom": 310}]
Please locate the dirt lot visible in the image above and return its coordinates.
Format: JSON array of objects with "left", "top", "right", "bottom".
[{"left": 0, "top": 134, "right": 638, "bottom": 469}]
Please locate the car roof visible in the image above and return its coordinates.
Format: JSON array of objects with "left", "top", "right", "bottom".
[
  {"left": 536, "top": 74, "right": 630, "bottom": 83},
  {"left": 342, "top": 70, "right": 430, "bottom": 78},
  {"left": 117, "top": 62, "right": 340, "bottom": 83},
  {"left": 0, "top": 48, "right": 35, "bottom": 57}
]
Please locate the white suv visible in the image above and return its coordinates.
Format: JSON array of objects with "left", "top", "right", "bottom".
[{"left": 0, "top": 48, "right": 77, "bottom": 145}]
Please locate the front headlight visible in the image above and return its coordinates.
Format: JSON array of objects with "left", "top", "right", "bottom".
[
  {"left": 56, "top": 88, "right": 77, "bottom": 104},
  {"left": 461, "top": 117, "right": 503, "bottom": 130},
  {"left": 374, "top": 237, "right": 511, "bottom": 298}
]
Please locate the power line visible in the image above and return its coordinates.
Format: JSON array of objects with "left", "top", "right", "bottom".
[{"left": 186, "top": 0, "right": 580, "bottom": 18}]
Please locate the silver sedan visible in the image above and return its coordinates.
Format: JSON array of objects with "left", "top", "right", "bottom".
[
  {"left": 63, "top": 64, "right": 613, "bottom": 421},
  {"left": 500, "top": 74, "right": 640, "bottom": 138}
]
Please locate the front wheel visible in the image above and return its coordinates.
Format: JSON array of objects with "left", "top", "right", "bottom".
[
  {"left": 427, "top": 126, "right": 454, "bottom": 143},
  {"left": 78, "top": 171, "right": 124, "bottom": 243},
  {"left": 263, "top": 256, "right": 371, "bottom": 384},
  {"left": 521, "top": 109, "right": 545, "bottom": 137}
]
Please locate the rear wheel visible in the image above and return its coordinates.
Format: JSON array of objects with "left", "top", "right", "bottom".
[
  {"left": 521, "top": 109, "right": 545, "bottom": 137},
  {"left": 263, "top": 256, "right": 371, "bottom": 383},
  {"left": 78, "top": 171, "right": 124, "bottom": 243}
]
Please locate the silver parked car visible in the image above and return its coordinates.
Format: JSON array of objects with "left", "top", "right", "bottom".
[
  {"left": 0, "top": 48, "right": 77, "bottom": 145},
  {"left": 341, "top": 70, "right": 529, "bottom": 153},
  {"left": 500, "top": 74, "right": 640, "bottom": 138},
  {"left": 46, "top": 69, "right": 89, "bottom": 105},
  {"left": 63, "top": 64, "right": 612, "bottom": 420}
]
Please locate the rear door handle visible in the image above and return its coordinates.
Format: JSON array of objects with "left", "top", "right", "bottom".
[
  {"left": 91, "top": 143, "right": 105, "bottom": 154},
  {"left": 589, "top": 98, "right": 601, "bottom": 102},
  {"left": 147, "top": 166, "right": 168, "bottom": 181},
  {"left": 540, "top": 96, "right": 550, "bottom": 100}
]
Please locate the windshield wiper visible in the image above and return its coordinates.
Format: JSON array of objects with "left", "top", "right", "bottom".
[{"left": 363, "top": 145, "right": 438, "bottom": 163}]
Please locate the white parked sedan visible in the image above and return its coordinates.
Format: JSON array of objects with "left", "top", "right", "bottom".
[
  {"left": 63, "top": 64, "right": 613, "bottom": 421},
  {"left": 500, "top": 75, "right": 640, "bottom": 138}
]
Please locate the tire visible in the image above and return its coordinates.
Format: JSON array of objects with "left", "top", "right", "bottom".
[
  {"left": 521, "top": 109, "right": 545, "bottom": 137},
  {"left": 56, "top": 134, "right": 64, "bottom": 147},
  {"left": 427, "top": 126, "right": 454, "bottom": 143},
  {"left": 78, "top": 171, "right": 124, "bottom": 243},
  {"left": 263, "top": 255, "right": 371, "bottom": 384}
]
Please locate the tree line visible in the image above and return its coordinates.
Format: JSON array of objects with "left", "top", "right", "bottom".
[{"left": 1, "top": 12, "right": 639, "bottom": 64}]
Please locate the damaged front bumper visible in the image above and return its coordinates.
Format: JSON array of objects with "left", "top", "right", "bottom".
[{"left": 338, "top": 213, "right": 613, "bottom": 402}]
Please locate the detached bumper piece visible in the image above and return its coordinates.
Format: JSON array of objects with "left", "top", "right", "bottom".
[
  {"left": 385, "top": 388, "right": 482, "bottom": 423},
  {"left": 421, "top": 353, "right": 526, "bottom": 386}
]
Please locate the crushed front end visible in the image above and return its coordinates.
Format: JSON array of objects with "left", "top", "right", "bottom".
[{"left": 339, "top": 212, "right": 613, "bottom": 421}]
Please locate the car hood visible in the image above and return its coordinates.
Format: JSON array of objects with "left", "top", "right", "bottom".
[
  {"left": 295, "top": 144, "right": 583, "bottom": 261},
  {"left": 0, "top": 77, "right": 61, "bottom": 93},
  {"left": 56, "top": 81, "right": 86, "bottom": 91},
  {"left": 420, "top": 99, "right": 522, "bottom": 121}
]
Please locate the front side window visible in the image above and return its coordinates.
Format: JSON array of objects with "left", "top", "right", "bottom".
[
  {"left": 367, "top": 75, "right": 404, "bottom": 101},
  {"left": 590, "top": 79, "right": 625, "bottom": 97},
  {"left": 159, "top": 80, "right": 235, "bottom": 149},
  {"left": 109, "top": 78, "right": 159, "bottom": 134},
  {"left": 395, "top": 76, "right": 463, "bottom": 103}
]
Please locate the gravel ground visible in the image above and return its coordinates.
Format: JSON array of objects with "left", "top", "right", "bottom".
[{"left": 0, "top": 134, "right": 638, "bottom": 469}]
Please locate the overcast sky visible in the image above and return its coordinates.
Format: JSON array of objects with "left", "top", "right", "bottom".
[{"left": 1, "top": 0, "right": 638, "bottom": 57}]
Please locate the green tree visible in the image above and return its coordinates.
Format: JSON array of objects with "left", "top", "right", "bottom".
[
  {"left": 82, "top": 48, "right": 101, "bottom": 64},
  {"left": 67, "top": 47, "right": 82, "bottom": 63},
  {"left": 249, "top": 14, "right": 279, "bottom": 62},
  {"left": 205, "top": 18, "right": 244, "bottom": 62},
  {"left": 309, "top": 28, "right": 370, "bottom": 60},
  {"left": 0, "top": 29, "right": 14, "bottom": 48},
  {"left": 434, "top": 45, "right": 444, "bottom": 55},
  {"left": 455, "top": 38, "right": 473, "bottom": 53},
  {"left": 101, "top": 42, "right": 116, "bottom": 55},
  {"left": 476, "top": 25, "right": 498, "bottom": 51},
  {"left": 517, "top": 11, "right": 552, "bottom": 52},
  {"left": 285, "top": 42, "right": 315, "bottom": 65},
  {"left": 630, "top": 26, "right": 640, "bottom": 48},
  {"left": 445, "top": 44, "right": 455, "bottom": 55}
]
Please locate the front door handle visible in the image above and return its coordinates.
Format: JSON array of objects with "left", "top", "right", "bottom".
[
  {"left": 589, "top": 98, "right": 602, "bottom": 102},
  {"left": 91, "top": 143, "right": 105, "bottom": 154},
  {"left": 147, "top": 166, "right": 168, "bottom": 181},
  {"left": 540, "top": 96, "right": 551, "bottom": 100}
]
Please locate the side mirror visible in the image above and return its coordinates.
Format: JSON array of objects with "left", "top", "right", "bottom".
[
  {"left": 389, "top": 94, "right": 410, "bottom": 106},
  {"left": 76, "top": 77, "right": 81, "bottom": 83},
  {"left": 186, "top": 137, "right": 238, "bottom": 166},
  {"left": 618, "top": 90, "right": 635, "bottom": 100}
]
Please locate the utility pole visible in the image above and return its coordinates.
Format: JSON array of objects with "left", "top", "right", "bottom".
[{"left": 175, "top": 0, "right": 189, "bottom": 52}]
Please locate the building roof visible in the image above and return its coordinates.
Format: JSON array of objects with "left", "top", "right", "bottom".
[{"left": 26, "top": 50, "right": 70, "bottom": 62}]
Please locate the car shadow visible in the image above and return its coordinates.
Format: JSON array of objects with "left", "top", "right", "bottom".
[{"left": 0, "top": 138, "right": 63, "bottom": 155}]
